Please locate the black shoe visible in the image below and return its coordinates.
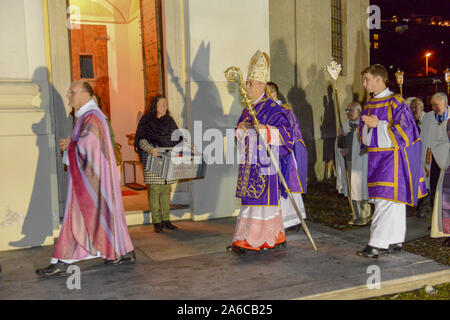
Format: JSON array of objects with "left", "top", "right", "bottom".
[
  {"left": 442, "top": 238, "right": 450, "bottom": 247},
  {"left": 105, "top": 251, "right": 136, "bottom": 266},
  {"left": 226, "top": 245, "right": 247, "bottom": 256},
  {"left": 416, "top": 212, "right": 426, "bottom": 219},
  {"left": 275, "top": 241, "right": 288, "bottom": 248},
  {"left": 356, "top": 245, "right": 379, "bottom": 259},
  {"left": 36, "top": 261, "right": 71, "bottom": 277},
  {"left": 162, "top": 221, "right": 178, "bottom": 230},
  {"left": 154, "top": 223, "right": 163, "bottom": 233}
]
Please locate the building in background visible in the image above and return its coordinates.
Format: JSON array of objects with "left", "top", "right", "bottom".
[
  {"left": 0, "top": 0, "right": 369, "bottom": 252},
  {"left": 369, "top": 0, "right": 450, "bottom": 108}
]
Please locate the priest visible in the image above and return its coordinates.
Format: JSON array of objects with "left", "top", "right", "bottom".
[
  {"left": 424, "top": 93, "right": 450, "bottom": 246},
  {"left": 36, "top": 81, "right": 135, "bottom": 277},
  {"left": 357, "top": 64, "right": 428, "bottom": 259},
  {"left": 336, "top": 102, "right": 371, "bottom": 225}
]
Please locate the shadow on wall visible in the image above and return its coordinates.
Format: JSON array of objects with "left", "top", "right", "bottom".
[
  {"left": 271, "top": 38, "right": 318, "bottom": 184},
  {"left": 190, "top": 40, "right": 241, "bottom": 218},
  {"left": 321, "top": 84, "right": 337, "bottom": 179},
  {"left": 9, "top": 67, "right": 71, "bottom": 248}
]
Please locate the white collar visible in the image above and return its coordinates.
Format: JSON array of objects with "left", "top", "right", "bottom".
[
  {"left": 276, "top": 100, "right": 282, "bottom": 105},
  {"left": 74, "top": 99, "right": 100, "bottom": 118},
  {"left": 252, "top": 92, "right": 265, "bottom": 104},
  {"left": 373, "top": 87, "right": 393, "bottom": 99}
]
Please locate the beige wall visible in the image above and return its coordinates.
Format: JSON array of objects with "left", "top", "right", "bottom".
[
  {"left": 269, "top": 0, "right": 370, "bottom": 182},
  {"left": 0, "top": 0, "right": 60, "bottom": 251},
  {"left": 164, "top": 0, "right": 271, "bottom": 220}
]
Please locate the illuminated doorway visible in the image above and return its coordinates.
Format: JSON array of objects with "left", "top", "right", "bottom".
[{"left": 67, "top": 0, "right": 167, "bottom": 212}]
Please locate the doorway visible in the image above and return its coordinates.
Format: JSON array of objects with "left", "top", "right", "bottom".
[{"left": 67, "top": 0, "right": 166, "bottom": 213}]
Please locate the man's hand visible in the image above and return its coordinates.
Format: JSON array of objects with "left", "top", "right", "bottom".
[
  {"left": 150, "top": 148, "right": 160, "bottom": 157},
  {"left": 253, "top": 123, "right": 266, "bottom": 135},
  {"left": 341, "top": 148, "right": 349, "bottom": 157},
  {"left": 238, "top": 120, "right": 252, "bottom": 131},
  {"left": 361, "top": 115, "right": 379, "bottom": 128},
  {"left": 59, "top": 136, "right": 71, "bottom": 152},
  {"left": 338, "top": 128, "right": 344, "bottom": 136}
]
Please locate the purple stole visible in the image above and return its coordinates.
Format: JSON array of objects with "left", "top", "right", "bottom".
[
  {"left": 359, "top": 94, "right": 428, "bottom": 206},
  {"left": 440, "top": 121, "right": 450, "bottom": 234},
  {"left": 235, "top": 95, "right": 294, "bottom": 206}
]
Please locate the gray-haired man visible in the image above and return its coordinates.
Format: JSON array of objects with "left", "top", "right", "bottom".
[{"left": 336, "top": 102, "right": 371, "bottom": 225}]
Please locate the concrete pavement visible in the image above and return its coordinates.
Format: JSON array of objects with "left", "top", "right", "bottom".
[{"left": 0, "top": 215, "right": 448, "bottom": 300}]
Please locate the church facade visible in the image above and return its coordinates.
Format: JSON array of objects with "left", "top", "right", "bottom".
[{"left": 0, "top": 0, "right": 369, "bottom": 252}]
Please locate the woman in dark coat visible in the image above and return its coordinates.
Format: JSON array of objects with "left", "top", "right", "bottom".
[{"left": 134, "top": 95, "right": 182, "bottom": 233}]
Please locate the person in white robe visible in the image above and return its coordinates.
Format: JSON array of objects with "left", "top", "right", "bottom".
[
  {"left": 430, "top": 115, "right": 450, "bottom": 246},
  {"left": 335, "top": 102, "right": 371, "bottom": 225},
  {"left": 420, "top": 93, "right": 450, "bottom": 218}
]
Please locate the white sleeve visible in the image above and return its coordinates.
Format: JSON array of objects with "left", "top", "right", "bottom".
[
  {"left": 235, "top": 128, "right": 246, "bottom": 142},
  {"left": 62, "top": 150, "right": 69, "bottom": 166},
  {"left": 362, "top": 125, "right": 372, "bottom": 146},
  {"left": 376, "top": 120, "right": 394, "bottom": 148}
]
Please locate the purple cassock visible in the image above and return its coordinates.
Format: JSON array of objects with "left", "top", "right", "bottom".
[
  {"left": 235, "top": 94, "right": 294, "bottom": 206},
  {"left": 279, "top": 105, "right": 308, "bottom": 197},
  {"left": 359, "top": 93, "right": 428, "bottom": 206}
]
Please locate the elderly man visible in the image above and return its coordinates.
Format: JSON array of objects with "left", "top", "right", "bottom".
[
  {"left": 357, "top": 64, "right": 427, "bottom": 259},
  {"left": 410, "top": 98, "right": 425, "bottom": 132},
  {"left": 227, "top": 51, "right": 294, "bottom": 256},
  {"left": 36, "top": 81, "right": 135, "bottom": 277},
  {"left": 429, "top": 104, "right": 450, "bottom": 246},
  {"left": 336, "top": 102, "right": 371, "bottom": 225},
  {"left": 420, "top": 92, "right": 450, "bottom": 221}
]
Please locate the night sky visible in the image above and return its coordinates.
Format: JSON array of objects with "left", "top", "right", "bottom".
[{"left": 370, "top": 0, "right": 450, "bottom": 18}]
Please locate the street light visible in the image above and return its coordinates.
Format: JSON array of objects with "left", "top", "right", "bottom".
[
  {"left": 445, "top": 67, "right": 450, "bottom": 95},
  {"left": 425, "top": 52, "right": 432, "bottom": 76}
]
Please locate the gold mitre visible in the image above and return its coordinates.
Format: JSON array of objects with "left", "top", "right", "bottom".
[{"left": 247, "top": 50, "right": 270, "bottom": 83}]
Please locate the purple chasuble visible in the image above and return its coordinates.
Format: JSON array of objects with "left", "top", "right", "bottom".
[
  {"left": 279, "top": 104, "right": 308, "bottom": 197},
  {"left": 359, "top": 93, "right": 428, "bottom": 206},
  {"left": 235, "top": 95, "right": 294, "bottom": 206}
]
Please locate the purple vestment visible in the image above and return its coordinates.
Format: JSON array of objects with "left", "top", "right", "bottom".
[
  {"left": 359, "top": 93, "right": 428, "bottom": 206},
  {"left": 235, "top": 95, "right": 294, "bottom": 206},
  {"left": 279, "top": 105, "right": 308, "bottom": 196}
]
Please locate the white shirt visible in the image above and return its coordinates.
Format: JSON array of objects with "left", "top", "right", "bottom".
[{"left": 362, "top": 87, "right": 394, "bottom": 148}]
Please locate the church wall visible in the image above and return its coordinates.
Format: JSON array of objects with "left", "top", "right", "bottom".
[
  {"left": 0, "top": 0, "right": 60, "bottom": 251},
  {"left": 164, "top": 0, "right": 270, "bottom": 220},
  {"left": 269, "top": 0, "right": 370, "bottom": 183}
]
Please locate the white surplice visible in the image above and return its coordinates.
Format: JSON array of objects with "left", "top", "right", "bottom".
[
  {"left": 420, "top": 106, "right": 450, "bottom": 190},
  {"left": 335, "top": 119, "right": 369, "bottom": 201},
  {"left": 430, "top": 118, "right": 450, "bottom": 238}
]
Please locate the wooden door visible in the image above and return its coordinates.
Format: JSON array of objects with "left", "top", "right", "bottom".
[
  {"left": 140, "top": 0, "right": 165, "bottom": 107},
  {"left": 70, "top": 25, "right": 111, "bottom": 119}
]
